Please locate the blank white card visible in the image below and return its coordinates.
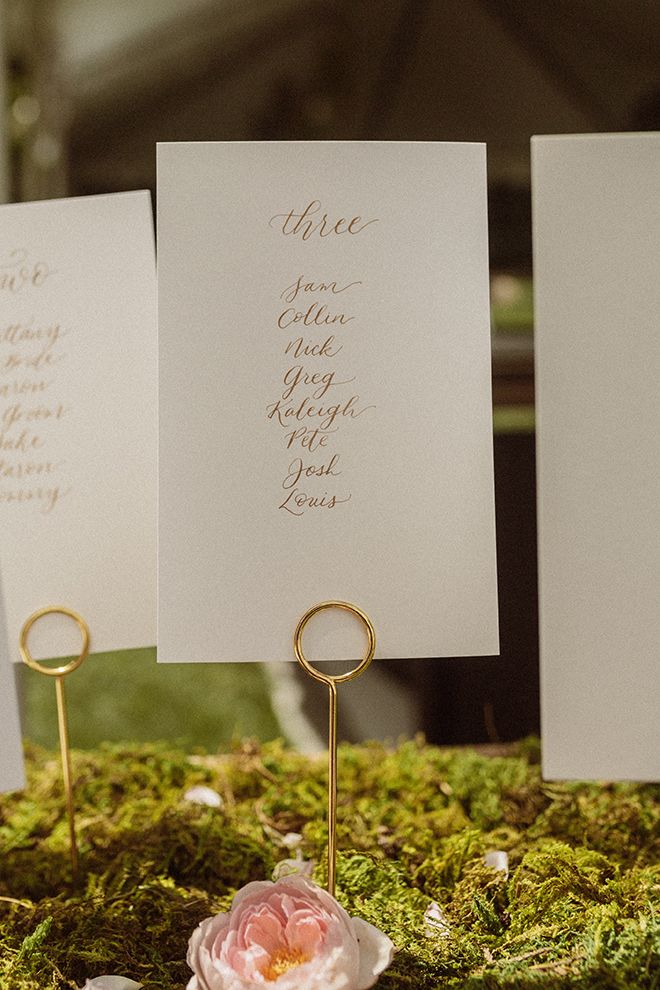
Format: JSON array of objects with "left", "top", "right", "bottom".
[
  {"left": 0, "top": 588, "right": 23, "bottom": 791},
  {"left": 533, "top": 133, "right": 660, "bottom": 781}
]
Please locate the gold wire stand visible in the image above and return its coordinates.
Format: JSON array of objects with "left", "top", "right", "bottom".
[
  {"left": 294, "top": 600, "right": 376, "bottom": 898},
  {"left": 19, "top": 606, "right": 90, "bottom": 882}
]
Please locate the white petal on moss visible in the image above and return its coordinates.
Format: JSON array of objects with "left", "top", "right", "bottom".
[
  {"left": 183, "top": 786, "right": 223, "bottom": 808},
  {"left": 351, "top": 916, "right": 395, "bottom": 989},
  {"left": 81, "top": 978, "right": 143, "bottom": 990},
  {"left": 281, "top": 831, "right": 303, "bottom": 850},
  {"left": 423, "top": 901, "right": 451, "bottom": 938},
  {"left": 272, "top": 854, "right": 315, "bottom": 880},
  {"left": 483, "top": 850, "right": 509, "bottom": 877}
]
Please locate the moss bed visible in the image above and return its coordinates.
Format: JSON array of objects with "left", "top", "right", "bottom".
[{"left": 0, "top": 738, "right": 658, "bottom": 989}]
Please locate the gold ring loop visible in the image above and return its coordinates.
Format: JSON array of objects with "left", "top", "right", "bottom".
[
  {"left": 20, "top": 606, "right": 90, "bottom": 677},
  {"left": 294, "top": 600, "right": 376, "bottom": 686}
]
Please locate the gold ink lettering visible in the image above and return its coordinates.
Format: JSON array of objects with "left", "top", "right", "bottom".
[
  {"left": 284, "top": 335, "right": 342, "bottom": 359},
  {"left": 0, "top": 457, "right": 61, "bottom": 478},
  {"left": 0, "top": 429, "right": 45, "bottom": 452},
  {"left": 0, "top": 484, "right": 69, "bottom": 513},
  {"left": 281, "top": 276, "right": 362, "bottom": 304},
  {"left": 0, "top": 250, "right": 55, "bottom": 293},
  {"left": 2, "top": 400, "right": 70, "bottom": 429},
  {"left": 269, "top": 268, "right": 374, "bottom": 514},
  {"left": 277, "top": 303, "right": 354, "bottom": 329},
  {"left": 0, "top": 378, "right": 51, "bottom": 398},
  {"left": 268, "top": 201, "right": 378, "bottom": 240},
  {"left": 0, "top": 308, "right": 71, "bottom": 512},
  {"left": 279, "top": 487, "right": 352, "bottom": 516},
  {"left": 284, "top": 426, "right": 334, "bottom": 451},
  {"left": 282, "top": 453, "right": 341, "bottom": 490},
  {"left": 281, "top": 366, "right": 355, "bottom": 402},
  {"left": 266, "top": 394, "right": 374, "bottom": 431}
]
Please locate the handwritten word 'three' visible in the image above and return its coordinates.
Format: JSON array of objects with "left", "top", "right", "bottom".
[{"left": 269, "top": 201, "right": 378, "bottom": 240}]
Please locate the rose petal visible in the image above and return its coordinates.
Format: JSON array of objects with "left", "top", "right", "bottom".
[
  {"left": 184, "top": 786, "right": 224, "bottom": 808},
  {"left": 243, "top": 908, "right": 283, "bottom": 954},
  {"left": 285, "top": 909, "right": 325, "bottom": 955},
  {"left": 81, "top": 978, "right": 143, "bottom": 990},
  {"left": 351, "top": 917, "right": 395, "bottom": 989},
  {"left": 187, "top": 913, "right": 229, "bottom": 990},
  {"left": 226, "top": 879, "right": 279, "bottom": 914},
  {"left": 483, "top": 850, "right": 509, "bottom": 877},
  {"left": 423, "top": 900, "right": 451, "bottom": 938}
]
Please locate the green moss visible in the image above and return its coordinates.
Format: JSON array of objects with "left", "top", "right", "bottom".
[{"left": 0, "top": 738, "right": 658, "bottom": 989}]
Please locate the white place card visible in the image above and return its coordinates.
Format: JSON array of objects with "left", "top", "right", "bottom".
[
  {"left": 533, "top": 133, "right": 660, "bottom": 781},
  {"left": 0, "top": 580, "right": 24, "bottom": 792},
  {"left": 158, "top": 141, "right": 499, "bottom": 663},
  {"left": 0, "top": 191, "right": 157, "bottom": 660}
]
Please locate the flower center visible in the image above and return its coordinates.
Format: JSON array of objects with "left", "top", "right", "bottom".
[{"left": 261, "top": 947, "right": 310, "bottom": 981}]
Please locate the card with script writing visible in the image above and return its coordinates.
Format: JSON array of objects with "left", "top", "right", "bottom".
[
  {"left": 0, "top": 585, "right": 24, "bottom": 791},
  {"left": 0, "top": 191, "right": 157, "bottom": 660},
  {"left": 158, "top": 142, "right": 499, "bottom": 662},
  {"left": 533, "top": 133, "right": 660, "bottom": 781}
]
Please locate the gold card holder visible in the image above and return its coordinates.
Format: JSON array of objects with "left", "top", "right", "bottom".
[
  {"left": 294, "top": 600, "right": 376, "bottom": 897},
  {"left": 19, "top": 605, "right": 90, "bottom": 882}
]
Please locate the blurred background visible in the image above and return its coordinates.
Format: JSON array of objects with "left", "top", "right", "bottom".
[{"left": 3, "top": 0, "right": 659, "bottom": 751}]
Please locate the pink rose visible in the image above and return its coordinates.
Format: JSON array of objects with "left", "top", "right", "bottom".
[{"left": 187, "top": 875, "right": 394, "bottom": 989}]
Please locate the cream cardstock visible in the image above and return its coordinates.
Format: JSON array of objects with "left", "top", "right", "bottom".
[
  {"left": 0, "top": 191, "right": 157, "bottom": 660},
  {"left": 0, "top": 579, "right": 24, "bottom": 792},
  {"left": 158, "top": 141, "right": 499, "bottom": 663},
  {"left": 533, "top": 133, "right": 660, "bottom": 781}
]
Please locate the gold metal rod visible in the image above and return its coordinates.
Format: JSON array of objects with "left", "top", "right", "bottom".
[
  {"left": 55, "top": 674, "right": 78, "bottom": 880},
  {"left": 19, "top": 605, "right": 90, "bottom": 883},
  {"left": 327, "top": 680, "right": 338, "bottom": 898},
  {"left": 293, "top": 600, "right": 376, "bottom": 897}
]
